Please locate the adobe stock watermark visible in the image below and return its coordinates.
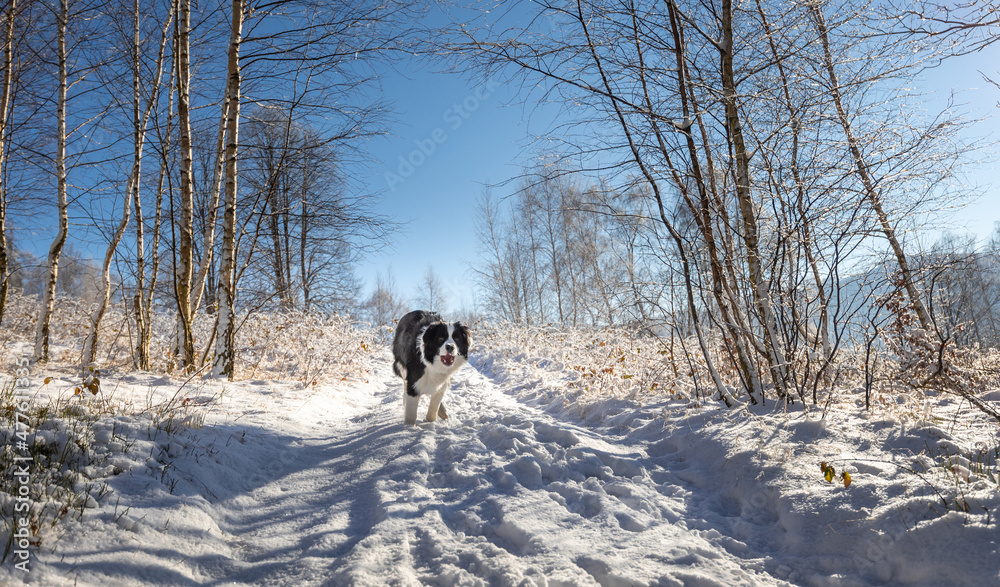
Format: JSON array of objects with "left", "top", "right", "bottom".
[
  {"left": 384, "top": 78, "right": 501, "bottom": 192},
  {"left": 8, "top": 357, "right": 33, "bottom": 572},
  {"left": 852, "top": 506, "right": 918, "bottom": 577}
]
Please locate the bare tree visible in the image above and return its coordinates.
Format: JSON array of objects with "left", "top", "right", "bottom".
[
  {"left": 171, "top": 0, "right": 197, "bottom": 370},
  {"left": 452, "top": 0, "right": 966, "bottom": 405},
  {"left": 0, "top": 0, "right": 19, "bottom": 328},
  {"left": 81, "top": 0, "right": 173, "bottom": 373},
  {"left": 809, "top": 2, "right": 933, "bottom": 332},
  {"left": 362, "top": 270, "right": 408, "bottom": 327},
  {"left": 415, "top": 265, "right": 448, "bottom": 313},
  {"left": 212, "top": 0, "right": 244, "bottom": 379},
  {"left": 472, "top": 190, "right": 525, "bottom": 323},
  {"left": 34, "top": 0, "right": 71, "bottom": 364},
  {"left": 207, "top": 0, "right": 411, "bottom": 375},
  {"left": 135, "top": 10, "right": 175, "bottom": 370},
  {"left": 919, "top": 232, "right": 1000, "bottom": 349}
]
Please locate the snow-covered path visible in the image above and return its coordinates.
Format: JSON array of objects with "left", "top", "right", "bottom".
[
  {"left": 15, "top": 345, "right": 998, "bottom": 587},
  {"left": 324, "top": 364, "right": 777, "bottom": 586},
  {"left": 24, "top": 355, "right": 784, "bottom": 586}
]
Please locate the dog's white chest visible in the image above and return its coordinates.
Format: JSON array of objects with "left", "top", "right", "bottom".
[{"left": 413, "top": 370, "right": 452, "bottom": 396}]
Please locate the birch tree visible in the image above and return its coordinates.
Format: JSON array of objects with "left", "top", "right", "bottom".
[
  {"left": 809, "top": 2, "right": 933, "bottom": 332},
  {"left": 135, "top": 25, "right": 174, "bottom": 371},
  {"left": 171, "top": 0, "right": 197, "bottom": 370},
  {"left": 0, "top": 0, "right": 18, "bottom": 328},
  {"left": 81, "top": 0, "right": 173, "bottom": 373},
  {"left": 207, "top": 0, "right": 408, "bottom": 374},
  {"left": 33, "top": 0, "right": 70, "bottom": 364},
  {"left": 212, "top": 0, "right": 243, "bottom": 379}
]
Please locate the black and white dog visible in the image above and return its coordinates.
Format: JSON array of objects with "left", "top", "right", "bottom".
[{"left": 392, "top": 310, "right": 470, "bottom": 425}]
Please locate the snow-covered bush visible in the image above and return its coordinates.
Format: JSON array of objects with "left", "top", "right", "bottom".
[
  {"left": 474, "top": 321, "right": 710, "bottom": 404},
  {"left": 0, "top": 369, "right": 214, "bottom": 564},
  {"left": 235, "top": 309, "right": 376, "bottom": 385},
  {"left": 0, "top": 291, "right": 378, "bottom": 386},
  {"left": 0, "top": 380, "right": 128, "bottom": 558},
  {"left": 877, "top": 283, "right": 1000, "bottom": 423}
]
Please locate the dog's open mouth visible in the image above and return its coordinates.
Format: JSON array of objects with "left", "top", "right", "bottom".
[{"left": 440, "top": 354, "right": 456, "bottom": 367}]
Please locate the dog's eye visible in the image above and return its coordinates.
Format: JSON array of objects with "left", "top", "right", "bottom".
[{"left": 425, "top": 327, "right": 447, "bottom": 345}]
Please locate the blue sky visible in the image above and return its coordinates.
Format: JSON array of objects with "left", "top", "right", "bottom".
[
  {"left": 356, "top": 60, "right": 552, "bottom": 313},
  {"left": 358, "top": 41, "right": 1000, "bottom": 315},
  {"left": 925, "top": 46, "right": 1000, "bottom": 239}
]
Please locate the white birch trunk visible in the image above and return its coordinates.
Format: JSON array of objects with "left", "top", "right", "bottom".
[
  {"left": 34, "top": 0, "right": 69, "bottom": 364},
  {"left": 174, "top": 0, "right": 196, "bottom": 368},
  {"left": 0, "top": 0, "right": 17, "bottom": 328},
  {"left": 213, "top": 0, "right": 243, "bottom": 379},
  {"left": 191, "top": 90, "right": 230, "bottom": 315},
  {"left": 82, "top": 0, "right": 172, "bottom": 374}
]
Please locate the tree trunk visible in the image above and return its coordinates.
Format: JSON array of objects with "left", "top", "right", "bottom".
[
  {"left": 191, "top": 88, "right": 230, "bottom": 317},
  {"left": 213, "top": 0, "right": 243, "bottom": 379},
  {"left": 268, "top": 184, "right": 288, "bottom": 305},
  {"left": 658, "top": 1, "right": 763, "bottom": 399},
  {"left": 0, "top": 0, "right": 16, "bottom": 329},
  {"left": 138, "top": 59, "right": 174, "bottom": 371},
  {"left": 300, "top": 168, "right": 309, "bottom": 310},
  {"left": 543, "top": 199, "right": 566, "bottom": 324},
  {"left": 719, "top": 0, "right": 789, "bottom": 398},
  {"left": 809, "top": 2, "right": 932, "bottom": 331},
  {"left": 174, "top": 0, "right": 196, "bottom": 369},
  {"left": 35, "top": 0, "right": 70, "bottom": 364},
  {"left": 640, "top": 1, "right": 763, "bottom": 399},
  {"left": 282, "top": 184, "right": 292, "bottom": 305}
]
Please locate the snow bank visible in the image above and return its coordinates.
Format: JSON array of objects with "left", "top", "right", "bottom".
[{"left": 1, "top": 317, "right": 997, "bottom": 586}]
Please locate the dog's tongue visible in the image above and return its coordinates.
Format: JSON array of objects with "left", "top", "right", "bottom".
[{"left": 441, "top": 354, "right": 455, "bottom": 367}]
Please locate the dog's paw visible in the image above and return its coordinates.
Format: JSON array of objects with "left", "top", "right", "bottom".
[{"left": 438, "top": 404, "right": 449, "bottom": 420}]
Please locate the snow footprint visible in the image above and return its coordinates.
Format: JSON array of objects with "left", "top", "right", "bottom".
[{"left": 475, "top": 414, "right": 666, "bottom": 536}]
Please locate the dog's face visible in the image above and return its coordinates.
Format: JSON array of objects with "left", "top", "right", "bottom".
[{"left": 421, "top": 322, "right": 470, "bottom": 370}]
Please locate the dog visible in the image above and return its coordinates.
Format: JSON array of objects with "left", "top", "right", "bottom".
[{"left": 392, "top": 310, "right": 470, "bottom": 425}]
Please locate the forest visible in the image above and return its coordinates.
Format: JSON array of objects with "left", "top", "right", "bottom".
[{"left": 0, "top": 0, "right": 997, "bottom": 410}]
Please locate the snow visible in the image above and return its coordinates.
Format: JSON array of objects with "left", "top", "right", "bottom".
[{"left": 2, "top": 324, "right": 999, "bottom": 586}]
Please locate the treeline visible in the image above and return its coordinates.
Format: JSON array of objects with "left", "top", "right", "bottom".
[
  {"left": 474, "top": 165, "right": 664, "bottom": 328},
  {"left": 918, "top": 232, "right": 1000, "bottom": 349},
  {"left": 478, "top": 166, "right": 1000, "bottom": 342},
  {"left": 0, "top": 0, "right": 410, "bottom": 378},
  {"left": 477, "top": 159, "right": 1000, "bottom": 406}
]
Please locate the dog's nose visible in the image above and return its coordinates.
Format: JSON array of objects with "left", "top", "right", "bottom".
[{"left": 445, "top": 344, "right": 455, "bottom": 354}]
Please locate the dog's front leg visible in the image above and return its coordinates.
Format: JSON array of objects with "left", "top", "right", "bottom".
[
  {"left": 403, "top": 383, "right": 420, "bottom": 425},
  {"left": 426, "top": 387, "right": 446, "bottom": 422}
]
